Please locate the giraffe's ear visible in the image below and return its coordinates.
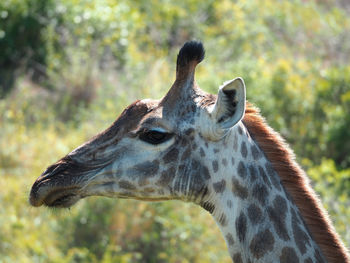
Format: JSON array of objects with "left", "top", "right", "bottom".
[{"left": 212, "top": 77, "right": 246, "bottom": 130}]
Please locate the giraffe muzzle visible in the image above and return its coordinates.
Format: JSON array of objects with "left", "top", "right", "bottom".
[
  {"left": 29, "top": 169, "right": 83, "bottom": 208},
  {"left": 29, "top": 157, "right": 93, "bottom": 208}
]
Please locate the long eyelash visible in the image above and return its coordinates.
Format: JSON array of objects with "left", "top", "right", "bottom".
[
  {"left": 138, "top": 129, "right": 173, "bottom": 145},
  {"left": 136, "top": 127, "right": 167, "bottom": 135},
  {"left": 149, "top": 127, "right": 167, "bottom": 133}
]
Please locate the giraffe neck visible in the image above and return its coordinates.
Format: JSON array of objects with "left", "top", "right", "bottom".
[{"left": 200, "top": 123, "right": 327, "bottom": 263}]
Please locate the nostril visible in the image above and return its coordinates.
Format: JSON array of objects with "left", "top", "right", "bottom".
[{"left": 29, "top": 181, "right": 43, "bottom": 207}]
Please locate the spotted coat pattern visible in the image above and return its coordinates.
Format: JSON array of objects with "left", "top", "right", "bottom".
[{"left": 195, "top": 123, "right": 327, "bottom": 263}]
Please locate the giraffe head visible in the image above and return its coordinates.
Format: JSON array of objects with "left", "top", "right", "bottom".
[{"left": 29, "top": 41, "right": 246, "bottom": 208}]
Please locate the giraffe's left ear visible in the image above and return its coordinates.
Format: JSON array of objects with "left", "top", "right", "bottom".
[{"left": 212, "top": 77, "right": 246, "bottom": 130}]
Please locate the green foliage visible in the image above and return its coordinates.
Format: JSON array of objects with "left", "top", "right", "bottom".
[
  {"left": 308, "top": 159, "right": 350, "bottom": 244},
  {"left": 0, "top": 0, "right": 57, "bottom": 95},
  {"left": 0, "top": 0, "right": 349, "bottom": 262},
  {"left": 318, "top": 67, "right": 350, "bottom": 169}
]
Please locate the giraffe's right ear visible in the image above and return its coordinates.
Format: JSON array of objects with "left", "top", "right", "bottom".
[{"left": 211, "top": 77, "right": 246, "bottom": 130}]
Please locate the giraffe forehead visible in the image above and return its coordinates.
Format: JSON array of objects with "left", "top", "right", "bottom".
[
  {"left": 137, "top": 101, "right": 203, "bottom": 134},
  {"left": 70, "top": 100, "right": 154, "bottom": 155},
  {"left": 115, "top": 99, "right": 157, "bottom": 131}
]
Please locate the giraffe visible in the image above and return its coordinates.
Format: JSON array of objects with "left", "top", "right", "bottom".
[{"left": 29, "top": 41, "right": 349, "bottom": 263}]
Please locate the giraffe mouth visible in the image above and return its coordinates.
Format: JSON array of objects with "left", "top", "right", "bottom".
[
  {"left": 42, "top": 189, "right": 81, "bottom": 208},
  {"left": 29, "top": 156, "right": 93, "bottom": 208},
  {"left": 29, "top": 180, "right": 82, "bottom": 208}
]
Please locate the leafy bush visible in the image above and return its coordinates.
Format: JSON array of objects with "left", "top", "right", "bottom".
[{"left": 0, "top": 0, "right": 58, "bottom": 96}]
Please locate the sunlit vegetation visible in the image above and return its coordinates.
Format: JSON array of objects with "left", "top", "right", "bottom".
[{"left": 0, "top": 0, "right": 349, "bottom": 262}]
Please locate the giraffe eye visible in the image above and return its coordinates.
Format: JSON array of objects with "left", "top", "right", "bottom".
[{"left": 139, "top": 129, "right": 173, "bottom": 145}]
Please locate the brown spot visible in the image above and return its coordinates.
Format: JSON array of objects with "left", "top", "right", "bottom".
[
  {"left": 133, "top": 160, "right": 159, "bottom": 176},
  {"left": 268, "top": 195, "right": 290, "bottom": 241},
  {"left": 304, "top": 258, "right": 313, "bottom": 263},
  {"left": 237, "top": 161, "right": 247, "bottom": 178},
  {"left": 219, "top": 213, "right": 228, "bottom": 227},
  {"left": 265, "top": 162, "right": 282, "bottom": 190},
  {"left": 290, "top": 207, "right": 300, "bottom": 223},
  {"left": 252, "top": 184, "right": 269, "bottom": 205},
  {"left": 235, "top": 212, "right": 247, "bottom": 242},
  {"left": 192, "top": 143, "right": 198, "bottom": 150},
  {"left": 249, "top": 229, "right": 275, "bottom": 259},
  {"left": 225, "top": 233, "right": 234, "bottom": 246},
  {"left": 213, "top": 179, "right": 226, "bottom": 193},
  {"left": 163, "top": 148, "right": 179, "bottom": 164},
  {"left": 180, "top": 138, "right": 187, "bottom": 147},
  {"left": 241, "top": 141, "right": 248, "bottom": 158},
  {"left": 157, "top": 167, "right": 175, "bottom": 186},
  {"left": 232, "top": 178, "right": 248, "bottom": 199},
  {"left": 247, "top": 204, "right": 263, "bottom": 225},
  {"left": 138, "top": 178, "right": 150, "bottom": 186},
  {"left": 280, "top": 247, "right": 299, "bottom": 263},
  {"left": 212, "top": 160, "right": 219, "bottom": 173},
  {"left": 292, "top": 208, "right": 310, "bottom": 255},
  {"left": 251, "top": 144, "right": 261, "bottom": 160},
  {"left": 249, "top": 165, "right": 257, "bottom": 182},
  {"left": 191, "top": 104, "right": 196, "bottom": 113},
  {"left": 233, "top": 253, "right": 243, "bottom": 263},
  {"left": 233, "top": 133, "right": 238, "bottom": 151},
  {"left": 202, "top": 165, "right": 211, "bottom": 180},
  {"left": 227, "top": 199, "right": 233, "bottom": 208},
  {"left": 222, "top": 158, "right": 227, "bottom": 166},
  {"left": 119, "top": 180, "right": 136, "bottom": 190},
  {"left": 178, "top": 164, "right": 186, "bottom": 175},
  {"left": 200, "top": 147, "right": 205, "bottom": 157},
  {"left": 181, "top": 147, "right": 191, "bottom": 161},
  {"left": 258, "top": 166, "right": 272, "bottom": 188}
]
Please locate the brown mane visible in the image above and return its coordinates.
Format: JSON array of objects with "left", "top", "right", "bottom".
[{"left": 243, "top": 102, "right": 350, "bottom": 263}]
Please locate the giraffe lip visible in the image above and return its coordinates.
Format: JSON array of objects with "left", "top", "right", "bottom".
[
  {"left": 29, "top": 184, "right": 81, "bottom": 208},
  {"left": 43, "top": 189, "right": 80, "bottom": 208}
]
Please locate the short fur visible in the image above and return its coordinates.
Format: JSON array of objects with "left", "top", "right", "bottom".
[
  {"left": 176, "top": 40, "right": 205, "bottom": 70},
  {"left": 243, "top": 102, "right": 350, "bottom": 263},
  {"left": 175, "top": 41, "right": 205, "bottom": 80}
]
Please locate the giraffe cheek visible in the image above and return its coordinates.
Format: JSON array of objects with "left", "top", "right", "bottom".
[
  {"left": 156, "top": 166, "right": 176, "bottom": 187},
  {"left": 127, "top": 160, "right": 160, "bottom": 179},
  {"left": 172, "top": 159, "right": 211, "bottom": 201}
]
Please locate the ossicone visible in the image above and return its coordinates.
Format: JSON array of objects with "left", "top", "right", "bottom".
[{"left": 176, "top": 40, "right": 205, "bottom": 80}]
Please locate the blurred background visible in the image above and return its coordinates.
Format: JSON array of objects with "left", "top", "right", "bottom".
[{"left": 0, "top": 0, "right": 349, "bottom": 262}]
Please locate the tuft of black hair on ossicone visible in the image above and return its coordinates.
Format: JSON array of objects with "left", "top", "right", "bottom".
[{"left": 176, "top": 40, "right": 205, "bottom": 72}]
